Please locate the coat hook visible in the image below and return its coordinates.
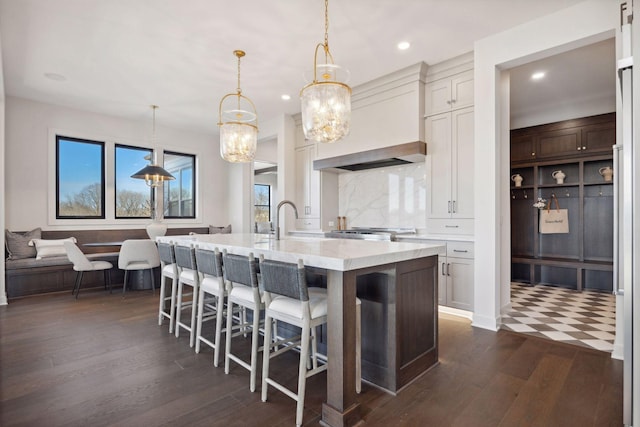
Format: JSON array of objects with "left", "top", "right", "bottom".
[
  {"left": 523, "top": 190, "right": 528, "bottom": 199},
  {"left": 565, "top": 190, "right": 570, "bottom": 197},
  {"left": 512, "top": 191, "right": 516, "bottom": 200}
]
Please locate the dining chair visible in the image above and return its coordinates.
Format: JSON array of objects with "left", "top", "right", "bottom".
[
  {"left": 118, "top": 239, "right": 161, "bottom": 295},
  {"left": 64, "top": 241, "right": 113, "bottom": 299}
]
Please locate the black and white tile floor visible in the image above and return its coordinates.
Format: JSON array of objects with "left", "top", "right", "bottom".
[{"left": 502, "top": 282, "right": 616, "bottom": 352}]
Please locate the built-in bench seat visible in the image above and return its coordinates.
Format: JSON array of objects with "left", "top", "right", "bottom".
[{"left": 5, "top": 227, "right": 208, "bottom": 299}]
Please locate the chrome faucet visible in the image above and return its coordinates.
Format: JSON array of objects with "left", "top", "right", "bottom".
[{"left": 275, "top": 200, "right": 299, "bottom": 240}]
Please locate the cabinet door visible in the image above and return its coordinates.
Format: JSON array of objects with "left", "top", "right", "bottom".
[
  {"left": 536, "top": 128, "right": 581, "bottom": 159},
  {"left": 447, "top": 257, "right": 474, "bottom": 311},
  {"left": 425, "top": 113, "right": 453, "bottom": 219},
  {"left": 307, "top": 146, "right": 320, "bottom": 218},
  {"left": 582, "top": 122, "right": 615, "bottom": 155},
  {"left": 511, "top": 133, "right": 536, "bottom": 163},
  {"left": 295, "top": 147, "right": 311, "bottom": 218},
  {"left": 450, "top": 70, "right": 474, "bottom": 111},
  {"left": 425, "top": 79, "right": 452, "bottom": 116},
  {"left": 451, "top": 107, "right": 474, "bottom": 219}
]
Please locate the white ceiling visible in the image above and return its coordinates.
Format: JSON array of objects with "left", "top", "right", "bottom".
[{"left": 0, "top": 0, "right": 589, "bottom": 135}]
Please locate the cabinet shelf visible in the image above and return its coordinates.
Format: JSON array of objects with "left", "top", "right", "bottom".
[{"left": 510, "top": 113, "right": 615, "bottom": 292}]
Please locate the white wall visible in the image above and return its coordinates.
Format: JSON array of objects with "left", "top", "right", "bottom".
[
  {"left": 473, "top": 0, "right": 617, "bottom": 331},
  {"left": 0, "top": 31, "right": 7, "bottom": 305},
  {"left": 4, "top": 96, "right": 229, "bottom": 231}
]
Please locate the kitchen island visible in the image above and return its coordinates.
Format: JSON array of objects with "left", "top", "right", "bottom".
[{"left": 158, "top": 233, "right": 443, "bottom": 427}]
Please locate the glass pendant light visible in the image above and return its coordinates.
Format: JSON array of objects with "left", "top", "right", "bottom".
[
  {"left": 300, "top": 0, "right": 351, "bottom": 144},
  {"left": 219, "top": 50, "right": 258, "bottom": 162}
]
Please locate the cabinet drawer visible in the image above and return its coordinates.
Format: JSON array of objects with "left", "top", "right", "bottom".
[
  {"left": 447, "top": 242, "right": 474, "bottom": 259},
  {"left": 426, "top": 219, "right": 474, "bottom": 235},
  {"left": 295, "top": 218, "right": 320, "bottom": 230}
]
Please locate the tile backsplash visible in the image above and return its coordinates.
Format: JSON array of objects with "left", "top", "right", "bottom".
[{"left": 338, "top": 162, "right": 426, "bottom": 229}]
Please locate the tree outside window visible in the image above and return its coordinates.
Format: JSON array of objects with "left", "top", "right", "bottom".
[
  {"left": 56, "top": 136, "right": 105, "bottom": 219},
  {"left": 115, "top": 144, "right": 153, "bottom": 218},
  {"left": 254, "top": 184, "right": 271, "bottom": 222},
  {"left": 164, "top": 151, "right": 195, "bottom": 218}
]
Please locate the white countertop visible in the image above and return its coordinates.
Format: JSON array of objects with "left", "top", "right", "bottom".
[
  {"left": 289, "top": 229, "right": 475, "bottom": 243},
  {"left": 158, "top": 233, "right": 444, "bottom": 272}
]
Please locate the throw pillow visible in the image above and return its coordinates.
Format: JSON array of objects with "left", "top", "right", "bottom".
[
  {"left": 209, "top": 224, "right": 232, "bottom": 234},
  {"left": 28, "top": 237, "right": 78, "bottom": 259},
  {"left": 5, "top": 228, "right": 42, "bottom": 260}
]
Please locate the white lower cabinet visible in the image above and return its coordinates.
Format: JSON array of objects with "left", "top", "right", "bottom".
[{"left": 438, "top": 241, "right": 474, "bottom": 311}]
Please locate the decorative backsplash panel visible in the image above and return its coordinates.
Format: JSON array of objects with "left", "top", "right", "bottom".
[{"left": 338, "top": 162, "right": 426, "bottom": 229}]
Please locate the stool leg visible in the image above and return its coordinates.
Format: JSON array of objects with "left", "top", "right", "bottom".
[
  {"left": 158, "top": 272, "right": 167, "bottom": 326},
  {"left": 295, "top": 320, "right": 311, "bottom": 427},
  {"left": 249, "top": 307, "right": 260, "bottom": 392},
  {"left": 213, "top": 293, "right": 225, "bottom": 367},
  {"left": 169, "top": 277, "right": 178, "bottom": 334},
  {"left": 224, "top": 300, "right": 234, "bottom": 374},
  {"left": 261, "top": 313, "right": 273, "bottom": 403},
  {"left": 150, "top": 268, "right": 156, "bottom": 295},
  {"left": 175, "top": 281, "right": 184, "bottom": 338},
  {"left": 195, "top": 286, "right": 206, "bottom": 353},
  {"left": 189, "top": 283, "right": 198, "bottom": 348}
]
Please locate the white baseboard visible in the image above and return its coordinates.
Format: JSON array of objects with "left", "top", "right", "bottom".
[{"left": 438, "top": 305, "right": 473, "bottom": 321}]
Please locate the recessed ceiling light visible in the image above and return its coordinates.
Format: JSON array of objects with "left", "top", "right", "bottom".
[
  {"left": 44, "top": 72, "right": 66, "bottom": 82},
  {"left": 531, "top": 71, "right": 546, "bottom": 80},
  {"left": 281, "top": 94, "right": 291, "bottom": 101},
  {"left": 397, "top": 41, "right": 411, "bottom": 51}
]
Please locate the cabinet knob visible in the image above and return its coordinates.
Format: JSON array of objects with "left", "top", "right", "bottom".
[
  {"left": 446, "top": 100, "right": 452, "bottom": 105},
  {"left": 582, "top": 146, "right": 587, "bottom": 150},
  {"left": 577, "top": 147, "right": 581, "bottom": 150},
  {"left": 451, "top": 99, "right": 456, "bottom": 103},
  {"left": 531, "top": 152, "right": 535, "bottom": 156},
  {"left": 445, "top": 225, "right": 459, "bottom": 228}
]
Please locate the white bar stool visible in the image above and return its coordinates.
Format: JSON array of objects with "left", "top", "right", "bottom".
[
  {"left": 157, "top": 242, "right": 178, "bottom": 332},
  {"left": 174, "top": 245, "right": 200, "bottom": 347}
]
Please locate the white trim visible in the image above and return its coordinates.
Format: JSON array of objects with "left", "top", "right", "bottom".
[{"left": 438, "top": 305, "right": 473, "bottom": 321}]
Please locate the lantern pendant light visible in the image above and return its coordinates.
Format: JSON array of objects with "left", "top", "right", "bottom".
[
  {"left": 218, "top": 50, "right": 258, "bottom": 162},
  {"left": 300, "top": 0, "right": 351, "bottom": 144}
]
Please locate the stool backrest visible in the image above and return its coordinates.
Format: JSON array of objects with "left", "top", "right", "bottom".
[
  {"left": 222, "top": 251, "right": 258, "bottom": 288},
  {"left": 195, "top": 248, "right": 223, "bottom": 278},
  {"left": 157, "top": 242, "right": 175, "bottom": 265},
  {"left": 260, "top": 259, "right": 308, "bottom": 302},
  {"left": 175, "top": 245, "right": 197, "bottom": 270}
]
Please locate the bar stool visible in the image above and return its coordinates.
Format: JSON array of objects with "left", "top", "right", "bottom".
[
  {"left": 157, "top": 242, "right": 178, "bottom": 332},
  {"left": 223, "top": 251, "right": 264, "bottom": 392},
  {"left": 174, "top": 245, "right": 200, "bottom": 347},
  {"left": 259, "top": 258, "right": 328, "bottom": 427},
  {"left": 194, "top": 247, "right": 227, "bottom": 367}
]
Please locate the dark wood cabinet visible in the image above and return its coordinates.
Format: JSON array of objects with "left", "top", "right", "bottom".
[
  {"left": 510, "top": 113, "right": 615, "bottom": 292},
  {"left": 511, "top": 112, "right": 614, "bottom": 164}
]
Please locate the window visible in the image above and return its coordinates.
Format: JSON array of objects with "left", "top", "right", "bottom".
[
  {"left": 254, "top": 184, "right": 271, "bottom": 222},
  {"left": 115, "top": 144, "right": 152, "bottom": 218},
  {"left": 56, "top": 136, "right": 105, "bottom": 219},
  {"left": 163, "top": 151, "right": 195, "bottom": 218}
]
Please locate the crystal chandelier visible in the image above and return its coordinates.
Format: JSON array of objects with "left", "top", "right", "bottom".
[
  {"left": 131, "top": 105, "right": 175, "bottom": 188},
  {"left": 300, "top": 0, "right": 351, "bottom": 143},
  {"left": 218, "top": 50, "right": 258, "bottom": 162}
]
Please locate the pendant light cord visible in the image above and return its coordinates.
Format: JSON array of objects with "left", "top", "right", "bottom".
[{"left": 324, "top": 0, "right": 329, "bottom": 62}]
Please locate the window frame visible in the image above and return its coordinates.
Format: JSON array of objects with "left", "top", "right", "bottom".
[
  {"left": 254, "top": 183, "right": 271, "bottom": 222},
  {"left": 114, "top": 143, "right": 153, "bottom": 219},
  {"left": 163, "top": 150, "right": 196, "bottom": 219},
  {"left": 55, "top": 135, "right": 106, "bottom": 219}
]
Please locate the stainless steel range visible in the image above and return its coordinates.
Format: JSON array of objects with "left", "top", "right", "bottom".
[{"left": 325, "top": 227, "right": 416, "bottom": 241}]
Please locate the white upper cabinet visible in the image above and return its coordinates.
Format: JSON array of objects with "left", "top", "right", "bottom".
[
  {"left": 295, "top": 144, "right": 320, "bottom": 219},
  {"left": 425, "top": 70, "right": 474, "bottom": 117},
  {"left": 425, "top": 107, "right": 474, "bottom": 235}
]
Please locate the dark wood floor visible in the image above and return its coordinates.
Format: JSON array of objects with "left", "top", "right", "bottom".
[{"left": 0, "top": 288, "right": 622, "bottom": 426}]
